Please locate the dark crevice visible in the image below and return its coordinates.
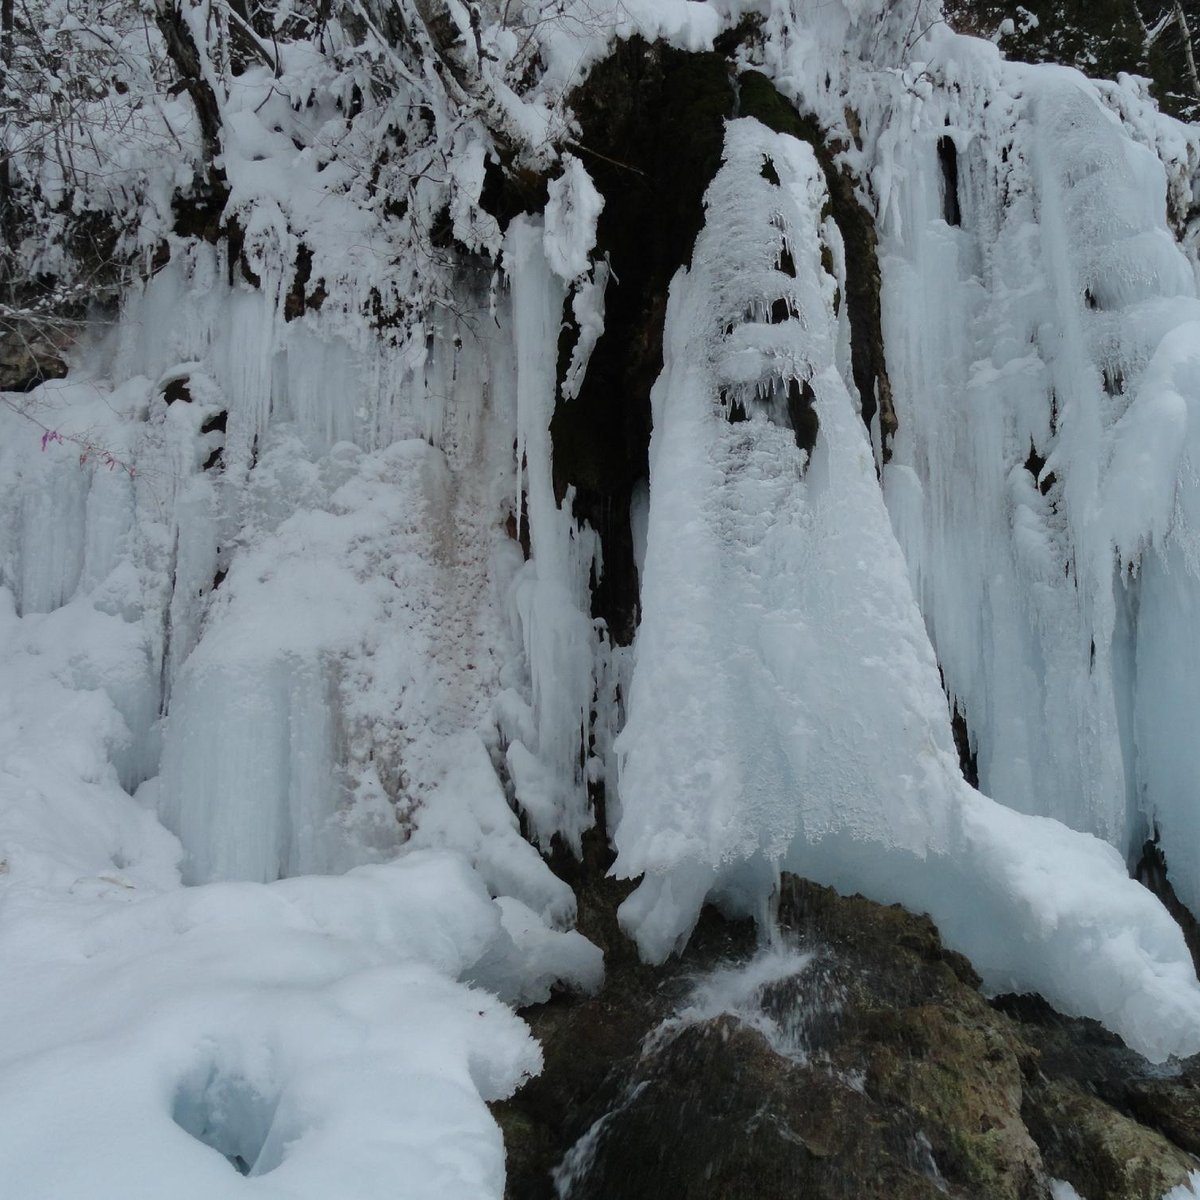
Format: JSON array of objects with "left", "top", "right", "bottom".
[
  {"left": 503, "top": 504, "right": 531, "bottom": 561},
  {"left": 950, "top": 701, "right": 979, "bottom": 789},
  {"left": 785, "top": 376, "right": 820, "bottom": 457},
  {"left": 163, "top": 377, "right": 192, "bottom": 405},
  {"left": 937, "top": 135, "right": 962, "bottom": 227},
  {"left": 1103, "top": 363, "right": 1125, "bottom": 397},
  {"left": 1024, "top": 442, "right": 1056, "bottom": 496},
  {"left": 1134, "top": 834, "right": 1200, "bottom": 976},
  {"left": 720, "top": 389, "right": 748, "bottom": 423},
  {"left": 201, "top": 409, "right": 227, "bottom": 471},
  {"left": 938, "top": 666, "right": 979, "bottom": 788},
  {"left": 549, "top": 41, "right": 737, "bottom": 647},
  {"left": 283, "top": 243, "right": 327, "bottom": 320},
  {"left": 200, "top": 410, "right": 227, "bottom": 437}
]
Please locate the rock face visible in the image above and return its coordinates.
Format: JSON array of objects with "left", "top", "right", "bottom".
[
  {"left": 0, "top": 324, "right": 69, "bottom": 392},
  {"left": 496, "top": 878, "right": 1199, "bottom": 1200}
]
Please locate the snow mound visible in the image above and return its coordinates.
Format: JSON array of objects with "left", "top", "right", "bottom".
[{"left": 0, "top": 853, "right": 543, "bottom": 1200}]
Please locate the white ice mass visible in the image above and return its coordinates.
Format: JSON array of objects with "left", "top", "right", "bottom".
[{"left": 5, "top": 0, "right": 1200, "bottom": 1195}]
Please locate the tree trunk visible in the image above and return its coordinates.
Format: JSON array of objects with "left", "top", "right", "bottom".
[
  {"left": 152, "top": 0, "right": 226, "bottom": 178},
  {"left": 1, "top": 0, "right": 15, "bottom": 262},
  {"left": 1174, "top": 0, "right": 1200, "bottom": 96}
]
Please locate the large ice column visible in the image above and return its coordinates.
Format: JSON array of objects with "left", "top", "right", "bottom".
[
  {"left": 614, "top": 119, "right": 955, "bottom": 945},
  {"left": 614, "top": 118, "right": 938, "bottom": 928},
  {"left": 614, "top": 116, "right": 1200, "bottom": 1062},
  {"left": 500, "top": 218, "right": 602, "bottom": 852}
]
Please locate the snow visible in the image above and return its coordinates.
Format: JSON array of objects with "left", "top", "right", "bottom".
[
  {"left": 543, "top": 155, "right": 605, "bottom": 282},
  {"left": 502, "top": 217, "right": 605, "bottom": 853},
  {"left": 858, "top": 29, "right": 1200, "bottom": 912},
  {"left": 670, "top": 947, "right": 821, "bottom": 1062},
  {"left": 8, "top": 0, "right": 1200, "bottom": 1190},
  {"left": 0, "top": 853, "right": 543, "bottom": 1200}
]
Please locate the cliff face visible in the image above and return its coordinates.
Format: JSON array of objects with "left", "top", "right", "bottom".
[{"left": 3, "top": 2, "right": 1200, "bottom": 1196}]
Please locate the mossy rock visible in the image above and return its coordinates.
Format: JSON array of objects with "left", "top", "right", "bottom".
[
  {"left": 557, "top": 1014, "right": 951, "bottom": 1200},
  {"left": 1126, "top": 1074, "right": 1200, "bottom": 1157},
  {"left": 0, "top": 326, "right": 70, "bottom": 392},
  {"left": 546, "top": 40, "right": 736, "bottom": 645},
  {"left": 499, "top": 874, "right": 1200, "bottom": 1199},
  {"left": 1025, "top": 1078, "right": 1196, "bottom": 1200}
]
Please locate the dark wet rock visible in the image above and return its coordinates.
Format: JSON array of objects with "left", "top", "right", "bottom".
[
  {"left": 497, "top": 877, "right": 1200, "bottom": 1200},
  {"left": 1127, "top": 1071, "right": 1200, "bottom": 1158},
  {"left": 1023, "top": 1077, "right": 1195, "bottom": 1200},
  {"left": 495, "top": 899, "right": 758, "bottom": 1200},
  {"left": 0, "top": 325, "right": 70, "bottom": 392},
  {"left": 995, "top": 994, "right": 1198, "bottom": 1199},
  {"left": 1135, "top": 837, "right": 1200, "bottom": 976},
  {"left": 549, "top": 39, "right": 736, "bottom": 646}
]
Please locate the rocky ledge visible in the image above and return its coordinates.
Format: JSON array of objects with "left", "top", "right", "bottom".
[{"left": 495, "top": 876, "right": 1200, "bottom": 1200}]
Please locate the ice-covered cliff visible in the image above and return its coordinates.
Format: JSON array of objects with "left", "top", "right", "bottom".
[{"left": 5, "top": 0, "right": 1200, "bottom": 1195}]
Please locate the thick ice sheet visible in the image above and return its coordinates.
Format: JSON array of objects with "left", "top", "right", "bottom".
[{"left": 858, "top": 28, "right": 1200, "bottom": 909}]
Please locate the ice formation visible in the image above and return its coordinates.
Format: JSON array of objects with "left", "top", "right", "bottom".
[
  {"left": 611, "top": 114, "right": 1200, "bottom": 1061},
  {"left": 6, "top": 0, "right": 1200, "bottom": 1193}
]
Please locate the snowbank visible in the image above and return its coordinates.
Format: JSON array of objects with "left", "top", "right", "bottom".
[{"left": 0, "top": 853, "right": 543, "bottom": 1200}]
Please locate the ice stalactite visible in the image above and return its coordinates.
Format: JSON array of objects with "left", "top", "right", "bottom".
[
  {"left": 501, "top": 217, "right": 603, "bottom": 855},
  {"left": 1, "top": 216, "right": 606, "bottom": 916}
]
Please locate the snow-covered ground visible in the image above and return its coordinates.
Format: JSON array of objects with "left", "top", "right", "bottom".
[
  {"left": 6, "top": 0, "right": 1200, "bottom": 1195},
  {"left": 0, "top": 250, "right": 604, "bottom": 1196}
]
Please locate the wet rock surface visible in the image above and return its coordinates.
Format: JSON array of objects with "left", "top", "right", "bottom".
[
  {"left": 0, "top": 325, "right": 69, "bottom": 392},
  {"left": 496, "top": 876, "right": 1200, "bottom": 1200}
]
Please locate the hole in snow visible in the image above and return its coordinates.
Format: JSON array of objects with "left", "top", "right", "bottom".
[
  {"left": 785, "top": 376, "right": 819, "bottom": 457},
  {"left": 163, "top": 377, "right": 192, "bottom": 405},
  {"left": 171, "top": 1064, "right": 283, "bottom": 1176},
  {"left": 937, "top": 136, "right": 961, "bottom": 227},
  {"left": 1024, "top": 441, "right": 1056, "bottom": 496}
]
